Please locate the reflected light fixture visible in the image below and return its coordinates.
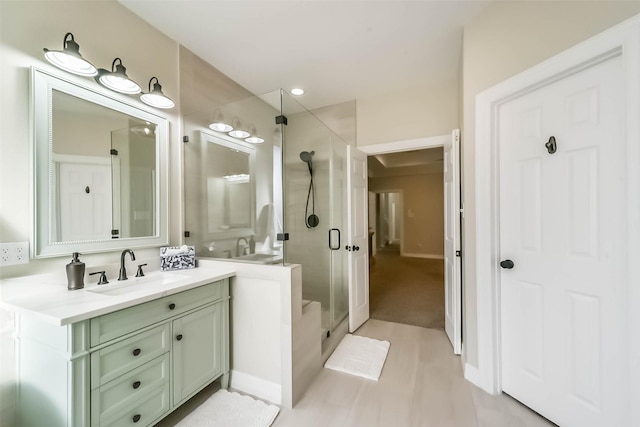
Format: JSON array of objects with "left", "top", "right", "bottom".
[
  {"left": 223, "top": 173, "right": 250, "bottom": 182},
  {"left": 131, "top": 123, "right": 156, "bottom": 136},
  {"left": 245, "top": 135, "right": 264, "bottom": 144},
  {"left": 43, "top": 32, "right": 98, "bottom": 77},
  {"left": 140, "top": 77, "right": 175, "bottom": 109},
  {"left": 244, "top": 126, "right": 264, "bottom": 144},
  {"left": 96, "top": 58, "right": 141, "bottom": 94},
  {"left": 229, "top": 128, "right": 250, "bottom": 139},
  {"left": 209, "top": 110, "right": 234, "bottom": 132},
  {"left": 228, "top": 119, "right": 250, "bottom": 139},
  {"left": 291, "top": 88, "right": 304, "bottom": 96}
]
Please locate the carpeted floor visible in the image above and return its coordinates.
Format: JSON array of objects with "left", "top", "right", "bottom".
[{"left": 369, "top": 243, "right": 445, "bottom": 330}]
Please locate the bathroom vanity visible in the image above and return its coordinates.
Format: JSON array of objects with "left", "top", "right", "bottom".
[{"left": 1, "top": 266, "right": 235, "bottom": 427}]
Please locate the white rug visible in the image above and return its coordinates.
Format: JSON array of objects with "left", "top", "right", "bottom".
[
  {"left": 324, "top": 334, "right": 390, "bottom": 381},
  {"left": 175, "top": 389, "right": 280, "bottom": 427}
]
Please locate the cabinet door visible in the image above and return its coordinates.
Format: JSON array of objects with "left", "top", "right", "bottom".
[{"left": 172, "top": 303, "right": 223, "bottom": 405}]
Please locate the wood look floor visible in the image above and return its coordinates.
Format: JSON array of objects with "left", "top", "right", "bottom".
[
  {"left": 273, "top": 320, "right": 555, "bottom": 427},
  {"left": 158, "top": 319, "right": 555, "bottom": 426}
]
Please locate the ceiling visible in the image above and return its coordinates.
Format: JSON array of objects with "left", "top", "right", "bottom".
[
  {"left": 119, "top": 0, "right": 490, "bottom": 110},
  {"left": 368, "top": 147, "right": 443, "bottom": 178}
]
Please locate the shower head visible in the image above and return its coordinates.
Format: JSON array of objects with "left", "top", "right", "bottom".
[{"left": 299, "top": 151, "right": 315, "bottom": 163}]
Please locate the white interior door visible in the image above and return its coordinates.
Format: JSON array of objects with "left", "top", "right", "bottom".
[
  {"left": 348, "top": 145, "right": 369, "bottom": 332},
  {"left": 444, "top": 129, "right": 461, "bottom": 354},
  {"left": 499, "top": 54, "right": 628, "bottom": 426},
  {"left": 59, "top": 162, "right": 112, "bottom": 241}
]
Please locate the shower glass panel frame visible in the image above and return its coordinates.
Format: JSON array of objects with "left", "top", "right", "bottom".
[{"left": 182, "top": 89, "right": 348, "bottom": 336}]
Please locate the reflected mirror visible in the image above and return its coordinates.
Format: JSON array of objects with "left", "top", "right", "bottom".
[
  {"left": 32, "top": 68, "right": 169, "bottom": 257},
  {"left": 200, "top": 131, "right": 255, "bottom": 239}
]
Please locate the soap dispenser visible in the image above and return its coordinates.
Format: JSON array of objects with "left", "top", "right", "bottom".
[
  {"left": 66, "top": 252, "right": 85, "bottom": 291},
  {"left": 249, "top": 235, "right": 256, "bottom": 254}
]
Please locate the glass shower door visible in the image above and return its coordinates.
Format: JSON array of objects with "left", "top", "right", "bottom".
[{"left": 282, "top": 91, "right": 348, "bottom": 336}]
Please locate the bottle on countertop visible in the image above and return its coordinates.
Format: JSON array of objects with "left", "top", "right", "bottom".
[
  {"left": 249, "top": 235, "right": 256, "bottom": 254},
  {"left": 66, "top": 252, "right": 85, "bottom": 291}
]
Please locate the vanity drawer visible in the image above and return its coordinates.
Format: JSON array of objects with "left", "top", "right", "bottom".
[
  {"left": 91, "top": 280, "right": 228, "bottom": 346},
  {"left": 94, "top": 380, "right": 170, "bottom": 427},
  {"left": 91, "top": 353, "right": 170, "bottom": 426},
  {"left": 91, "top": 323, "right": 170, "bottom": 387}
]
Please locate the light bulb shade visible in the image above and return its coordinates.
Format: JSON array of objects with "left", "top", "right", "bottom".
[
  {"left": 228, "top": 129, "right": 250, "bottom": 139},
  {"left": 140, "top": 78, "right": 175, "bottom": 109},
  {"left": 245, "top": 136, "right": 264, "bottom": 144},
  {"left": 43, "top": 33, "right": 97, "bottom": 77},
  {"left": 209, "top": 122, "right": 234, "bottom": 132},
  {"left": 96, "top": 58, "right": 141, "bottom": 94}
]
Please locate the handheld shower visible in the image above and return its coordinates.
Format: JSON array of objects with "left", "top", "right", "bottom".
[
  {"left": 300, "top": 151, "right": 314, "bottom": 175},
  {"left": 300, "top": 151, "right": 319, "bottom": 228}
]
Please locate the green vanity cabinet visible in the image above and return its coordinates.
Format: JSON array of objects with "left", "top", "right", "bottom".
[{"left": 16, "top": 279, "right": 230, "bottom": 427}]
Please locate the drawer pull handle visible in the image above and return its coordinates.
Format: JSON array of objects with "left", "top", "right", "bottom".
[
  {"left": 132, "top": 414, "right": 141, "bottom": 423},
  {"left": 176, "top": 334, "right": 183, "bottom": 341},
  {"left": 132, "top": 381, "right": 141, "bottom": 389},
  {"left": 132, "top": 348, "right": 141, "bottom": 356},
  {"left": 168, "top": 303, "right": 176, "bottom": 310}
]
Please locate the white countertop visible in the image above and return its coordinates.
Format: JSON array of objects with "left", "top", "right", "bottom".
[{"left": 0, "top": 265, "right": 236, "bottom": 326}]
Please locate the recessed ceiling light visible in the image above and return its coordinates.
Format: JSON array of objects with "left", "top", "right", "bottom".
[{"left": 291, "top": 88, "right": 304, "bottom": 96}]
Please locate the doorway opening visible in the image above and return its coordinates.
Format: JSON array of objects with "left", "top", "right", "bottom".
[{"left": 366, "top": 148, "right": 445, "bottom": 330}]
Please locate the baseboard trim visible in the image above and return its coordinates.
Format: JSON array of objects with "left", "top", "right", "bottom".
[
  {"left": 400, "top": 252, "right": 444, "bottom": 260},
  {"left": 229, "top": 370, "right": 281, "bottom": 405}
]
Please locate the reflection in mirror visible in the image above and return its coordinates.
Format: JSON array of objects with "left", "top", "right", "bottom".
[
  {"left": 200, "top": 131, "right": 255, "bottom": 239},
  {"left": 33, "top": 68, "right": 168, "bottom": 257}
]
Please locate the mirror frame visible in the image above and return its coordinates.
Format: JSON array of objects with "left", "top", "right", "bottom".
[
  {"left": 198, "top": 130, "right": 256, "bottom": 241},
  {"left": 31, "top": 67, "right": 169, "bottom": 258}
]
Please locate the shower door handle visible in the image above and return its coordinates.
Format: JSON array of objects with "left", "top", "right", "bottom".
[{"left": 329, "top": 228, "right": 341, "bottom": 250}]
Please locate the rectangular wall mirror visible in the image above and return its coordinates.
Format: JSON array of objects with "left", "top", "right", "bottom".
[
  {"left": 32, "top": 68, "right": 169, "bottom": 257},
  {"left": 199, "top": 131, "right": 256, "bottom": 240}
]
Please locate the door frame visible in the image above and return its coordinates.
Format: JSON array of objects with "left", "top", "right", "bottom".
[
  {"left": 472, "top": 14, "right": 640, "bottom": 419},
  {"left": 358, "top": 133, "right": 461, "bottom": 349}
]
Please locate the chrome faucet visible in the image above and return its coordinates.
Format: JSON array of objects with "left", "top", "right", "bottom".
[
  {"left": 118, "top": 249, "right": 136, "bottom": 281},
  {"left": 236, "top": 237, "right": 249, "bottom": 257}
]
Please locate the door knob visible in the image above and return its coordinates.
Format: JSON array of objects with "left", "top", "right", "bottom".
[
  {"left": 345, "top": 246, "right": 351, "bottom": 251},
  {"left": 500, "top": 259, "right": 514, "bottom": 269},
  {"left": 353, "top": 246, "right": 360, "bottom": 251}
]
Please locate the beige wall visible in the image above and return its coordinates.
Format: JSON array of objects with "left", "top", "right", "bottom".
[
  {"left": 356, "top": 80, "right": 459, "bottom": 147},
  {"left": 0, "top": 1, "right": 181, "bottom": 277},
  {"left": 461, "top": 1, "right": 640, "bottom": 369},
  {"left": 369, "top": 173, "right": 444, "bottom": 258}
]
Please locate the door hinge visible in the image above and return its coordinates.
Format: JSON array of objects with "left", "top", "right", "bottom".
[
  {"left": 183, "top": 136, "right": 190, "bottom": 143},
  {"left": 275, "top": 115, "right": 288, "bottom": 125},
  {"left": 456, "top": 250, "right": 462, "bottom": 257},
  {"left": 110, "top": 149, "right": 118, "bottom": 156},
  {"left": 184, "top": 231, "right": 190, "bottom": 238}
]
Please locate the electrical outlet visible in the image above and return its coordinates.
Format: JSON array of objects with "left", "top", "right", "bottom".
[{"left": 0, "top": 242, "right": 30, "bottom": 266}]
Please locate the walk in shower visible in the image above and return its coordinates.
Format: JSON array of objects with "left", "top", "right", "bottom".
[{"left": 183, "top": 89, "right": 349, "bottom": 337}]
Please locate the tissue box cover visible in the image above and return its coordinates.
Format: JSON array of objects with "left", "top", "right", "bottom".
[{"left": 160, "top": 246, "right": 196, "bottom": 271}]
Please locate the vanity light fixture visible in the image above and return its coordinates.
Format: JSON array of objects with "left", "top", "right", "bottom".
[
  {"left": 140, "top": 77, "right": 175, "bottom": 109},
  {"left": 43, "top": 33, "right": 98, "bottom": 77},
  {"left": 96, "top": 58, "right": 141, "bottom": 94},
  {"left": 291, "top": 88, "right": 304, "bottom": 96}
]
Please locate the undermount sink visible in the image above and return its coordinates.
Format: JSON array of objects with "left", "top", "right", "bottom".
[{"left": 86, "top": 271, "right": 191, "bottom": 296}]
